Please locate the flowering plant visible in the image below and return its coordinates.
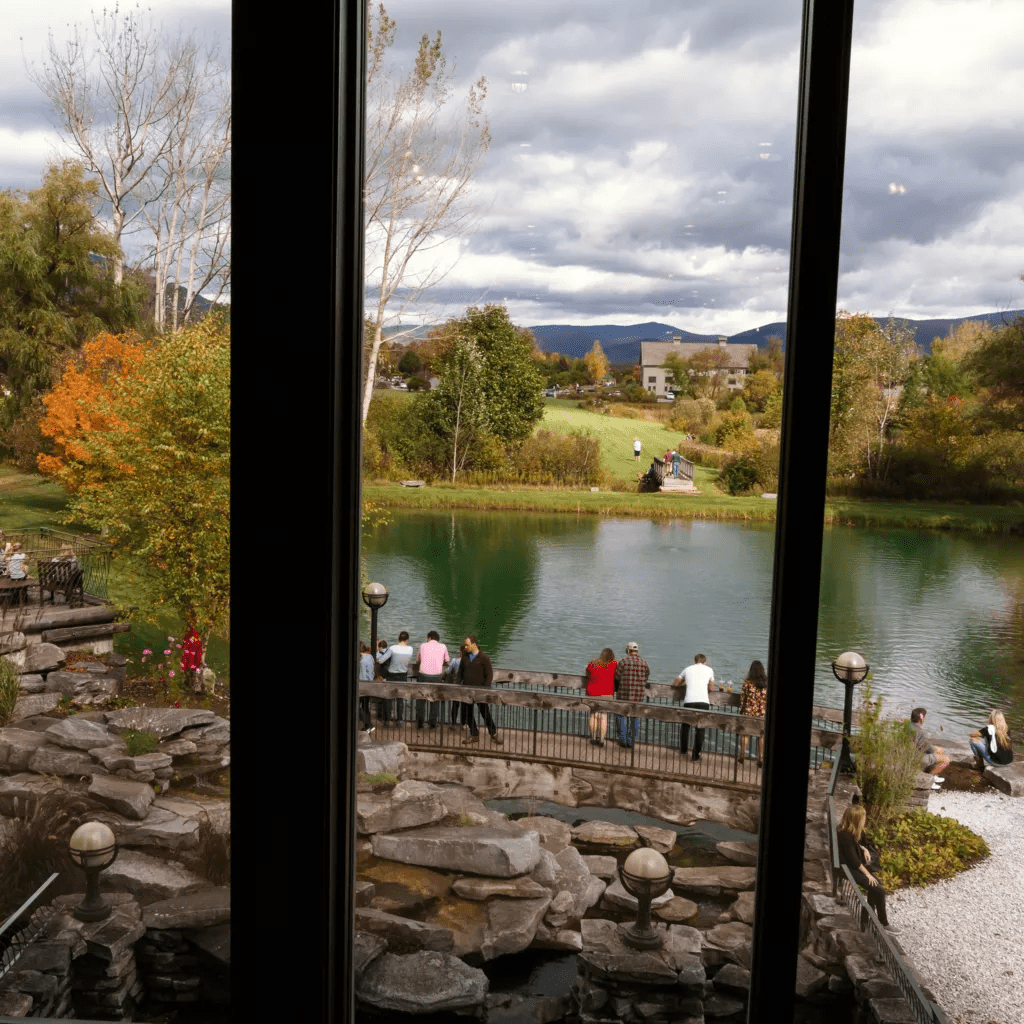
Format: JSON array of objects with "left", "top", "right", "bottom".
[{"left": 137, "top": 634, "right": 185, "bottom": 704}]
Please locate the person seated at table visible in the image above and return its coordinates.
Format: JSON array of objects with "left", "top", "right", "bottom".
[
  {"left": 837, "top": 803, "right": 899, "bottom": 934},
  {"left": 52, "top": 543, "right": 80, "bottom": 569},
  {"left": 7, "top": 543, "right": 28, "bottom": 580},
  {"left": 969, "top": 710, "right": 1013, "bottom": 771}
]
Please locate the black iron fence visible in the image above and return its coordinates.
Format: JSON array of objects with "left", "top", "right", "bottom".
[
  {"left": 0, "top": 872, "right": 60, "bottom": 983},
  {"left": 826, "top": 760, "right": 949, "bottom": 1024},
  {"left": 0, "top": 527, "right": 112, "bottom": 602}
]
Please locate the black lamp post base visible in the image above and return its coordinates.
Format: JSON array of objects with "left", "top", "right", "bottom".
[
  {"left": 620, "top": 921, "right": 663, "bottom": 950},
  {"left": 72, "top": 900, "right": 112, "bottom": 922}
]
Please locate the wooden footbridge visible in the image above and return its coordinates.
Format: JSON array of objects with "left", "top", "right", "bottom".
[{"left": 359, "top": 669, "right": 851, "bottom": 795}]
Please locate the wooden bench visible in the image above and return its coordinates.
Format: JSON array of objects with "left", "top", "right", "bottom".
[
  {"left": 0, "top": 577, "right": 31, "bottom": 608},
  {"left": 36, "top": 560, "right": 85, "bottom": 608}
]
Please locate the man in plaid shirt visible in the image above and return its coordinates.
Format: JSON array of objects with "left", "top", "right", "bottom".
[{"left": 614, "top": 641, "right": 650, "bottom": 748}]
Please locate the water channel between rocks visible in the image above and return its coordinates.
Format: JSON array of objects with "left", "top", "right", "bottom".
[{"left": 358, "top": 801, "right": 757, "bottom": 1019}]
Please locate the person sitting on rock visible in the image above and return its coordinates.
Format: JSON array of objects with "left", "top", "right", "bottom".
[
  {"left": 969, "top": 710, "right": 1013, "bottom": 771},
  {"left": 909, "top": 707, "right": 949, "bottom": 790},
  {"left": 837, "top": 803, "right": 899, "bottom": 934}
]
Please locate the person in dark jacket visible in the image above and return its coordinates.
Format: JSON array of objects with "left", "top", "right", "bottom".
[
  {"left": 837, "top": 803, "right": 899, "bottom": 933},
  {"left": 457, "top": 635, "right": 502, "bottom": 745},
  {"left": 970, "top": 709, "right": 1013, "bottom": 770}
]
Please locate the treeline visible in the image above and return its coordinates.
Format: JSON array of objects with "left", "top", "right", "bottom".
[{"left": 364, "top": 305, "right": 604, "bottom": 487}]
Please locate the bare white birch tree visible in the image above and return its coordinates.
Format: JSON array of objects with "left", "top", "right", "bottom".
[
  {"left": 362, "top": 1, "right": 490, "bottom": 427},
  {"left": 25, "top": 4, "right": 230, "bottom": 327}
]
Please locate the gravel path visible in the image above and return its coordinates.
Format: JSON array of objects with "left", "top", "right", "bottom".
[{"left": 888, "top": 790, "right": 1024, "bottom": 1024}]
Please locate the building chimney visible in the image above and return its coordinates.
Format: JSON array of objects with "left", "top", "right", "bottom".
[{"left": 718, "top": 335, "right": 728, "bottom": 346}]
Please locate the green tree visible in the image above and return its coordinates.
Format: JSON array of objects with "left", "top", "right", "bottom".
[
  {"left": 398, "top": 349, "right": 422, "bottom": 375},
  {"left": 0, "top": 161, "right": 147, "bottom": 464},
  {"left": 435, "top": 305, "right": 544, "bottom": 443},
  {"left": 964, "top": 317, "right": 1024, "bottom": 432},
  {"left": 687, "top": 347, "right": 732, "bottom": 401},
  {"left": 583, "top": 340, "right": 610, "bottom": 382},
  {"left": 426, "top": 332, "right": 488, "bottom": 482},
  {"left": 662, "top": 351, "right": 694, "bottom": 398},
  {"left": 747, "top": 335, "right": 784, "bottom": 375},
  {"left": 43, "top": 315, "right": 230, "bottom": 679},
  {"left": 742, "top": 369, "right": 780, "bottom": 413}
]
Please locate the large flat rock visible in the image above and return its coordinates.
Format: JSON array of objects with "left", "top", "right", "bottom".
[
  {"left": 0, "top": 772, "right": 66, "bottom": 814},
  {"left": 358, "top": 740, "right": 407, "bottom": 778},
  {"left": 372, "top": 823, "right": 541, "bottom": 878},
  {"left": 717, "top": 840, "right": 758, "bottom": 866},
  {"left": 45, "top": 718, "right": 119, "bottom": 751},
  {"left": 103, "top": 849, "right": 210, "bottom": 905},
  {"left": 983, "top": 761, "right": 1024, "bottom": 797},
  {"left": 357, "top": 951, "right": 488, "bottom": 1015},
  {"left": 142, "top": 886, "right": 229, "bottom": 929},
  {"left": 451, "top": 876, "right": 551, "bottom": 900},
  {"left": 516, "top": 816, "right": 573, "bottom": 853},
  {"left": 106, "top": 707, "right": 215, "bottom": 739},
  {"left": 88, "top": 774, "right": 155, "bottom": 820},
  {"left": 355, "top": 908, "right": 455, "bottom": 952},
  {"left": 672, "top": 865, "right": 757, "bottom": 896},
  {"left": 22, "top": 643, "right": 67, "bottom": 674},
  {"left": 357, "top": 780, "right": 446, "bottom": 834},
  {"left": 634, "top": 825, "right": 677, "bottom": 855},
  {"left": 27, "top": 743, "right": 98, "bottom": 777},
  {"left": 10, "top": 692, "right": 60, "bottom": 721},
  {"left": 570, "top": 820, "right": 640, "bottom": 848},
  {"left": 92, "top": 806, "right": 200, "bottom": 850},
  {"left": 152, "top": 794, "right": 230, "bottom": 834}
]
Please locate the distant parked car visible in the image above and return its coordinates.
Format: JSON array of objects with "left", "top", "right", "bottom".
[{"left": 545, "top": 388, "right": 557, "bottom": 397}]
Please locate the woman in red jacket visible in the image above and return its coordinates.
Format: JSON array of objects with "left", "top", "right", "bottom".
[{"left": 585, "top": 647, "right": 617, "bottom": 747}]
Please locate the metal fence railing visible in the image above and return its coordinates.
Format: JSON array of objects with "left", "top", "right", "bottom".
[
  {"left": 826, "top": 762, "right": 948, "bottom": 1024},
  {"left": 0, "top": 873, "right": 60, "bottom": 983},
  {"left": 0, "top": 527, "right": 112, "bottom": 602}
]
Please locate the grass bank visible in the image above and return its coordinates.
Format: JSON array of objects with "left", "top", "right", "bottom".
[{"left": 364, "top": 482, "right": 1024, "bottom": 534}]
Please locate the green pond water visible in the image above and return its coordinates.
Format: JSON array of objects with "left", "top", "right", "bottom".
[{"left": 363, "top": 510, "right": 1024, "bottom": 737}]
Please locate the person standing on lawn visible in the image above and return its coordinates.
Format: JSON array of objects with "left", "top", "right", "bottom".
[
  {"left": 633, "top": 437, "right": 642, "bottom": 461},
  {"left": 415, "top": 630, "right": 449, "bottom": 729},
  {"left": 673, "top": 653, "right": 715, "bottom": 761},
  {"left": 458, "top": 635, "right": 502, "bottom": 745},
  {"left": 614, "top": 641, "right": 650, "bottom": 748}
]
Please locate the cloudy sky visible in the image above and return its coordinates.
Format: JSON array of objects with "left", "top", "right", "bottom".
[
  {"left": 370, "top": 0, "right": 1024, "bottom": 334},
  {"left": 2, "top": 0, "right": 230, "bottom": 295},
  {"left": 4, "top": 1, "right": 1022, "bottom": 334}
]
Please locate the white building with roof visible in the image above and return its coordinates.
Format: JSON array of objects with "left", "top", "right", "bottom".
[{"left": 639, "top": 335, "right": 761, "bottom": 397}]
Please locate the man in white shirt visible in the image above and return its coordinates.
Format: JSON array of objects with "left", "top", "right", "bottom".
[
  {"left": 377, "top": 631, "right": 414, "bottom": 724},
  {"left": 415, "top": 630, "right": 449, "bottom": 729},
  {"left": 673, "top": 653, "right": 715, "bottom": 762}
]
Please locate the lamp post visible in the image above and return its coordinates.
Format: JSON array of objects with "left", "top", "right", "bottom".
[
  {"left": 617, "top": 848, "right": 673, "bottom": 950},
  {"left": 361, "top": 582, "right": 389, "bottom": 675},
  {"left": 68, "top": 822, "right": 118, "bottom": 922},
  {"left": 831, "top": 650, "right": 869, "bottom": 774}
]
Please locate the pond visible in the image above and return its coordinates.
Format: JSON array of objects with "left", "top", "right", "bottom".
[{"left": 363, "top": 510, "right": 1024, "bottom": 737}]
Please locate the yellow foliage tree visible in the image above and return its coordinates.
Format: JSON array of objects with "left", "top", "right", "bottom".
[{"left": 583, "top": 340, "right": 610, "bottom": 383}]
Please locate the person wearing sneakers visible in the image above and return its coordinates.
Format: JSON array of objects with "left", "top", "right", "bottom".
[
  {"left": 673, "top": 653, "right": 715, "bottom": 761},
  {"left": 910, "top": 707, "right": 949, "bottom": 790},
  {"left": 458, "top": 635, "right": 502, "bottom": 746}
]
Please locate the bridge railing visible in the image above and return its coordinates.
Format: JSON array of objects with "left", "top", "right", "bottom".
[{"left": 359, "top": 675, "right": 847, "bottom": 786}]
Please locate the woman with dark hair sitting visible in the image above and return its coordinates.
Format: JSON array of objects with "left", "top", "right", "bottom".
[
  {"left": 737, "top": 659, "right": 768, "bottom": 766},
  {"left": 837, "top": 803, "right": 899, "bottom": 934}
]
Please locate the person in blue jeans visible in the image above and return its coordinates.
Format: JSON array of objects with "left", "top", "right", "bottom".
[
  {"left": 614, "top": 641, "right": 650, "bottom": 748},
  {"left": 969, "top": 710, "right": 1013, "bottom": 771}
]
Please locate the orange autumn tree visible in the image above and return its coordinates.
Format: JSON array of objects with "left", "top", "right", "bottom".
[{"left": 37, "top": 331, "right": 148, "bottom": 492}]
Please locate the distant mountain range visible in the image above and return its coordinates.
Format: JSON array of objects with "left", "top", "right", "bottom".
[{"left": 384, "top": 309, "right": 1024, "bottom": 366}]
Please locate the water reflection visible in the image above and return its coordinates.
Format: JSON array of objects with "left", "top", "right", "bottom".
[{"left": 364, "top": 512, "right": 1024, "bottom": 736}]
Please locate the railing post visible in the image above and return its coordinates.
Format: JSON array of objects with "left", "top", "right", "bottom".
[{"left": 532, "top": 708, "right": 538, "bottom": 756}]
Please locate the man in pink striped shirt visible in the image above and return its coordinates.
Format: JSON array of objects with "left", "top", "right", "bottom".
[{"left": 415, "top": 630, "right": 450, "bottom": 729}]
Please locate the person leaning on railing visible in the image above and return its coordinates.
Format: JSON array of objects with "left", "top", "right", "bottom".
[{"left": 837, "top": 803, "right": 900, "bottom": 935}]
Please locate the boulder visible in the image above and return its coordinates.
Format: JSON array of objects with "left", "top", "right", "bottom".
[
  {"left": 984, "top": 761, "right": 1024, "bottom": 798},
  {"left": 581, "top": 854, "right": 617, "bottom": 880},
  {"left": 102, "top": 849, "right": 210, "bottom": 905},
  {"left": 45, "top": 718, "right": 119, "bottom": 751},
  {"left": 21, "top": 643, "right": 66, "bottom": 674},
  {"left": 451, "top": 877, "right": 551, "bottom": 901},
  {"left": 671, "top": 865, "right": 757, "bottom": 896},
  {"left": 720, "top": 889, "right": 757, "bottom": 925},
  {"left": 714, "top": 962, "right": 752, "bottom": 994},
  {"left": 703, "top": 993, "right": 746, "bottom": 1018},
  {"left": 105, "top": 707, "right": 215, "bottom": 739},
  {"left": 97, "top": 751, "right": 173, "bottom": 774},
  {"left": 142, "top": 887, "right": 230, "bottom": 929},
  {"left": 529, "top": 847, "right": 561, "bottom": 888},
  {"left": 570, "top": 820, "right": 640, "bottom": 848},
  {"left": 0, "top": 728, "right": 49, "bottom": 770},
  {"left": 156, "top": 739, "right": 198, "bottom": 757},
  {"left": 17, "top": 673, "right": 45, "bottom": 693},
  {"left": 481, "top": 895, "right": 552, "bottom": 960},
  {"left": 357, "top": 951, "right": 488, "bottom": 1015},
  {"left": 703, "top": 921, "right": 754, "bottom": 967},
  {"left": 432, "top": 784, "right": 489, "bottom": 820},
  {"left": 354, "top": 932, "right": 387, "bottom": 982},
  {"left": 660, "top": 925, "right": 704, "bottom": 972},
  {"left": 599, "top": 878, "right": 676, "bottom": 915},
  {"left": 357, "top": 740, "right": 407, "bottom": 778},
  {"left": 634, "top": 825, "right": 677, "bottom": 855},
  {"left": 152, "top": 795, "right": 230, "bottom": 834},
  {"left": 0, "top": 772, "right": 66, "bottom": 815},
  {"left": 653, "top": 895, "right": 699, "bottom": 922},
  {"left": 0, "top": 632, "right": 26, "bottom": 654},
  {"left": 10, "top": 693, "right": 60, "bottom": 722},
  {"left": 27, "top": 744, "right": 98, "bottom": 777},
  {"left": 88, "top": 775, "right": 155, "bottom": 820},
  {"left": 182, "top": 922, "right": 230, "bottom": 967},
  {"left": 717, "top": 840, "right": 758, "bottom": 866},
  {"left": 516, "top": 816, "right": 573, "bottom": 853},
  {"left": 357, "top": 780, "right": 446, "bottom": 835},
  {"left": 545, "top": 846, "right": 605, "bottom": 925},
  {"left": 794, "top": 953, "right": 828, "bottom": 997},
  {"left": 530, "top": 921, "right": 583, "bottom": 952},
  {"left": 372, "top": 823, "right": 541, "bottom": 878},
  {"left": 41, "top": 670, "right": 114, "bottom": 698},
  {"left": 355, "top": 908, "right": 455, "bottom": 952}
]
